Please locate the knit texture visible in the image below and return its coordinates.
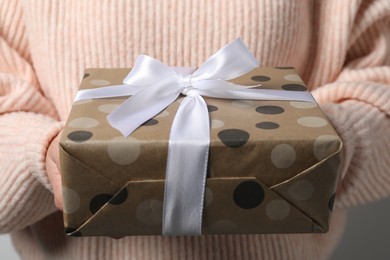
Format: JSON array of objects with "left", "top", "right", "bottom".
[{"left": 0, "top": 0, "right": 389, "bottom": 259}]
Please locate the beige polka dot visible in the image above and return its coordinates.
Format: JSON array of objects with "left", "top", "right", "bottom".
[
  {"left": 288, "top": 180, "right": 314, "bottom": 201},
  {"left": 155, "top": 110, "right": 170, "bottom": 118},
  {"left": 271, "top": 144, "right": 296, "bottom": 168},
  {"left": 62, "top": 186, "right": 80, "bottom": 214},
  {"left": 90, "top": 79, "right": 111, "bottom": 86},
  {"left": 107, "top": 137, "right": 141, "bottom": 165},
  {"left": 211, "top": 119, "right": 224, "bottom": 129},
  {"left": 205, "top": 188, "right": 213, "bottom": 206},
  {"left": 136, "top": 199, "right": 163, "bottom": 226},
  {"left": 98, "top": 104, "right": 120, "bottom": 113},
  {"left": 210, "top": 220, "right": 238, "bottom": 233},
  {"left": 68, "top": 117, "right": 99, "bottom": 129},
  {"left": 74, "top": 99, "right": 93, "bottom": 105},
  {"left": 266, "top": 200, "right": 290, "bottom": 220},
  {"left": 297, "top": 116, "right": 328, "bottom": 128},
  {"left": 289, "top": 101, "right": 317, "bottom": 109},
  {"left": 284, "top": 74, "right": 302, "bottom": 82},
  {"left": 313, "top": 135, "right": 341, "bottom": 160},
  {"left": 232, "top": 100, "right": 254, "bottom": 108}
]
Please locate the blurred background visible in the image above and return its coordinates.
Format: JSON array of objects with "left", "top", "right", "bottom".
[{"left": 1, "top": 198, "right": 390, "bottom": 259}]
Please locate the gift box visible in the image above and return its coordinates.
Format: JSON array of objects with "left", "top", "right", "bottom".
[{"left": 60, "top": 67, "right": 342, "bottom": 237}]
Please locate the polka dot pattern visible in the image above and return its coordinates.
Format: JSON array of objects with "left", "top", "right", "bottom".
[
  {"left": 98, "top": 104, "right": 119, "bottom": 113},
  {"left": 211, "top": 119, "right": 224, "bottom": 129},
  {"left": 89, "top": 194, "right": 113, "bottom": 214},
  {"left": 266, "top": 200, "right": 291, "bottom": 220},
  {"left": 218, "top": 129, "right": 250, "bottom": 148},
  {"left": 289, "top": 101, "right": 317, "bottom": 109},
  {"left": 62, "top": 186, "right": 81, "bottom": 214},
  {"left": 297, "top": 116, "right": 328, "bottom": 128},
  {"left": 207, "top": 105, "right": 219, "bottom": 112},
  {"left": 251, "top": 75, "right": 271, "bottom": 82},
  {"left": 328, "top": 193, "right": 336, "bottom": 211},
  {"left": 107, "top": 137, "right": 141, "bottom": 165},
  {"left": 313, "top": 135, "right": 340, "bottom": 160},
  {"left": 109, "top": 188, "right": 128, "bottom": 205},
  {"left": 90, "top": 79, "right": 111, "bottom": 86},
  {"left": 283, "top": 74, "right": 302, "bottom": 82},
  {"left": 232, "top": 100, "right": 254, "bottom": 108},
  {"left": 136, "top": 199, "right": 163, "bottom": 226},
  {"left": 68, "top": 117, "right": 99, "bottom": 129},
  {"left": 67, "top": 131, "right": 93, "bottom": 142},
  {"left": 281, "top": 84, "right": 307, "bottom": 91},
  {"left": 233, "top": 181, "right": 264, "bottom": 209},
  {"left": 271, "top": 144, "right": 296, "bottom": 168},
  {"left": 205, "top": 188, "right": 213, "bottom": 206},
  {"left": 142, "top": 119, "right": 159, "bottom": 126},
  {"left": 288, "top": 180, "right": 314, "bottom": 201},
  {"left": 256, "top": 122, "right": 279, "bottom": 129},
  {"left": 256, "top": 105, "right": 284, "bottom": 114}
]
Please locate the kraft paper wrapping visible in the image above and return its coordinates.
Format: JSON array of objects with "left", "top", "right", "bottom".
[{"left": 60, "top": 67, "right": 342, "bottom": 237}]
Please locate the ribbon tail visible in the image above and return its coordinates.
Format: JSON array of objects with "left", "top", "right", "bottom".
[
  {"left": 74, "top": 84, "right": 142, "bottom": 101},
  {"left": 107, "top": 77, "right": 183, "bottom": 136},
  {"left": 163, "top": 95, "right": 210, "bottom": 235}
]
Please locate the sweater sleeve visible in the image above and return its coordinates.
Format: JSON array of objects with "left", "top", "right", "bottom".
[
  {"left": 311, "top": 0, "right": 390, "bottom": 209},
  {"left": 0, "top": 0, "right": 62, "bottom": 232}
]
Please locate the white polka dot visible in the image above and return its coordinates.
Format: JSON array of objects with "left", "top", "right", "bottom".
[
  {"left": 288, "top": 180, "right": 314, "bottom": 201},
  {"left": 107, "top": 137, "right": 141, "bottom": 165},
  {"left": 155, "top": 110, "right": 170, "bottom": 118},
  {"left": 232, "top": 100, "right": 254, "bottom": 108},
  {"left": 283, "top": 74, "right": 302, "bottom": 82},
  {"left": 98, "top": 104, "right": 120, "bottom": 113},
  {"left": 297, "top": 116, "right": 328, "bottom": 128},
  {"left": 68, "top": 117, "right": 99, "bottom": 129},
  {"left": 205, "top": 188, "right": 213, "bottom": 206},
  {"left": 62, "top": 186, "right": 80, "bottom": 214},
  {"left": 271, "top": 144, "right": 296, "bottom": 168},
  {"left": 289, "top": 101, "right": 317, "bottom": 109},
  {"left": 210, "top": 220, "right": 238, "bottom": 233},
  {"left": 74, "top": 99, "right": 93, "bottom": 105},
  {"left": 266, "top": 200, "right": 290, "bottom": 220},
  {"left": 90, "top": 79, "right": 111, "bottom": 86},
  {"left": 136, "top": 199, "right": 163, "bottom": 226},
  {"left": 211, "top": 119, "right": 224, "bottom": 129},
  {"left": 313, "top": 135, "right": 341, "bottom": 160}
]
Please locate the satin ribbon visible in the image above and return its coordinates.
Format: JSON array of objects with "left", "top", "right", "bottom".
[{"left": 74, "top": 39, "right": 315, "bottom": 235}]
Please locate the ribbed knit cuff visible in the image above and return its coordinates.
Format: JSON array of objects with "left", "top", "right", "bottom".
[{"left": 6, "top": 112, "right": 64, "bottom": 190}]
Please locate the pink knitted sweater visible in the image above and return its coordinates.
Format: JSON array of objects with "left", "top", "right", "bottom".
[{"left": 1, "top": 0, "right": 389, "bottom": 259}]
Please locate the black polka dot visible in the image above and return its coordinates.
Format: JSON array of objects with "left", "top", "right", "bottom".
[
  {"left": 67, "top": 131, "right": 93, "bottom": 142},
  {"left": 256, "top": 122, "right": 280, "bottom": 129},
  {"left": 83, "top": 73, "right": 90, "bottom": 78},
  {"left": 207, "top": 105, "right": 218, "bottom": 112},
  {"left": 255, "top": 106, "right": 284, "bottom": 115},
  {"left": 142, "top": 119, "right": 158, "bottom": 126},
  {"left": 218, "top": 129, "right": 250, "bottom": 148},
  {"left": 65, "top": 227, "right": 82, "bottom": 237},
  {"left": 275, "top": 66, "right": 295, "bottom": 69},
  {"left": 233, "top": 181, "right": 264, "bottom": 209},
  {"left": 109, "top": 188, "right": 128, "bottom": 205},
  {"left": 90, "top": 194, "right": 113, "bottom": 214},
  {"left": 281, "top": 84, "right": 307, "bottom": 91},
  {"left": 328, "top": 193, "right": 336, "bottom": 211},
  {"left": 251, "top": 75, "right": 271, "bottom": 82}
]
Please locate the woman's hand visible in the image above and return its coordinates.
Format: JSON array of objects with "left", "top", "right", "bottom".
[{"left": 46, "top": 131, "right": 64, "bottom": 211}]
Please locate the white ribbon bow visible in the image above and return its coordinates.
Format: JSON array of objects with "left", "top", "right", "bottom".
[{"left": 75, "top": 38, "right": 315, "bottom": 235}]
